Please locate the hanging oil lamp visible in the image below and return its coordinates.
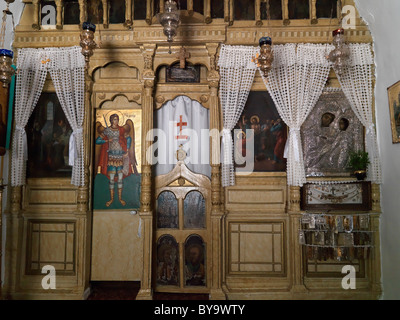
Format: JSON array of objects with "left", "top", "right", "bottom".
[
  {"left": 257, "top": 37, "right": 274, "bottom": 78},
  {"left": 0, "top": 49, "right": 14, "bottom": 87},
  {"left": 0, "top": 0, "right": 15, "bottom": 88},
  {"left": 328, "top": 28, "right": 350, "bottom": 76},
  {"left": 158, "top": 0, "right": 180, "bottom": 54},
  {"left": 80, "top": 22, "right": 98, "bottom": 69}
]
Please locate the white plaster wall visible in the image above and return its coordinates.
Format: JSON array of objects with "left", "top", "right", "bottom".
[{"left": 354, "top": 0, "right": 400, "bottom": 300}]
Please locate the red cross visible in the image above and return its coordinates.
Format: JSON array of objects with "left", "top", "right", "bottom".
[{"left": 176, "top": 115, "right": 188, "bottom": 140}]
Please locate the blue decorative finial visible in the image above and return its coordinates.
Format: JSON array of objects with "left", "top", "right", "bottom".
[
  {"left": 0, "top": 49, "right": 13, "bottom": 58},
  {"left": 83, "top": 22, "right": 96, "bottom": 32},
  {"left": 259, "top": 36, "right": 272, "bottom": 46}
]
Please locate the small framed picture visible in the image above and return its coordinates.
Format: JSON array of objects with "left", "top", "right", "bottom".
[
  {"left": 166, "top": 63, "right": 200, "bottom": 83},
  {"left": 301, "top": 181, "right": 372, "bottom": 211},
  {"left": 387, "top": 80, "right": 400, "bottom": 144}
]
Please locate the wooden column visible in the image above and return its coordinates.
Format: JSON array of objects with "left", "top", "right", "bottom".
[
  {"left": 124, "top": 0, "right": 133, "bottom": 28},
  {"left": 188, "top": 0, "right": 194, "bottom": 15},
  {"left": 3, "top": 186, "right": 22, "bottom": 298},
  {"left": 311, "top": 0, "right": 318, "bottom": 24},
  {"left": 136, "top": 45, "right": 156, "bottom": 300},
  {"left": 77, "top": 72, "right": 93, "bottom": 216},
  {"left": 289, "top": 212, "right": 308, "bottom": 294},
  {"left": 371, "top": 183, "right": 381, "bottom": 212},
  {"left": 207, "top": 43, "right": 226, "bottom": 300},
  {"left": 370, "top": 183, "right": 382, "bottom": 297},
  {"left": 159, "top": 0, "right": 165, "bottom": 13},
  {"left": 32, "top": 0, "right": 41, "bottom": 30},
  {"left": 288, "top": 184, "right": 307, "bottom": 294},
  {"left": 283, "top": 0, "right": 290, "bottom": 25},
  {"left": 255, "top": 0, "right": 262, "bottom": 26},
  {"left": 146, "top": 0, "right": 153, "bottom": 25},
  {"left": 370, "top": 214, "right": 382, "bottom": 297},
  {"left": 205, "top": 0, "right": 211, "bottom": 24},
  {"left": 224, "top": 0, "right": 229, "bottom": 23},
  {"left": 77, "top": 71, "right": 94, "bottom": 293},
  {"left": 78, "top": 0, "right": 88, "bottom": 26},
  {"left": 102, "top": 0, "right": 109, "bottom": 28},
  {"left": 229, "top": 0, "right": 234, "bottom": 25},
  {"left": 55, "top": 0, "right": 64, "bottom": 29}
]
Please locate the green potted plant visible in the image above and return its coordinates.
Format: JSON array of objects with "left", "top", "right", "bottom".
[{"left": 347, "top": 150, "right": 370, "bottom": 180}]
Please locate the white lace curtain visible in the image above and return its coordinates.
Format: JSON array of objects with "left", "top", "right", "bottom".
[
  {"left": 11, "top": 49, "right": 48, "bottom": 186},
  {"left": 218, "top": 44, "right": 258, "bottom": 187},
  {"left": 334, "top": 44, "right": 382, "bottom": 184},
  {"left": 11, "top": 46, "right": 86, "bottom": 187},
  {"left": 47, "top": 47, "right": 86, "bottom": 186},
  {"left": 218, "top": 43, "right": 381, "bottom": 187},
  {"left": 260, "top": 43, "right": 333, "bottom": 186}
]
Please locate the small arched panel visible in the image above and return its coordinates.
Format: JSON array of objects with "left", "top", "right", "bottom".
[
  {"left": 184, "top": 191, "right": 206, "bottom": 229},
  {"left": 157, "top": 191, "right": 179, "bottom": 229},
  {"left": 93, "top": 62, "right": 139, "bottom": 84},
  {"left": 157, "top": 235, "right": 180, "bottom": 286},
  {"left": 184, "top": 234, "right": 206, "bottom": 287}
]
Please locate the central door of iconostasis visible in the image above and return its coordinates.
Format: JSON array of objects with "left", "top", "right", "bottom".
[
  {"left": 152, "top": 60, "right": 212, "bottom": 293},
  {"left": 154, "top": 160, "right": 211, "bottom": 293}
]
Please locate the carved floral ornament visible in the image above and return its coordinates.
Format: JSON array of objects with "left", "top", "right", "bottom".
[
  {"left": 156, "top": 95, "right": 165, "bottom": 104},
  {"left": 200, "top": 95, "right": 209, "bottom": 103}
]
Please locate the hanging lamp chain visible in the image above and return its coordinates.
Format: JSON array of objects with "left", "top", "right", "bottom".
[{"left": 0, "top": 2, "right": 14, "bottom": 49}]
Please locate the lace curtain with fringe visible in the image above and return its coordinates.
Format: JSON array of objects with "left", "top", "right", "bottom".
[
  {"left": 11, "top": 49, "right": 48, "bottom": 186},
  {"left": 334, "top": 43, "right": 382, "bottom": 184},
  {"left": 11, "top": 46, "right": 85, "bottom": 187},
  {"left": 218, "top": 44, "right": 259, "bottom": 187},
  {"left": 259, "top": 43, "right": 333, "bottom": 186}
]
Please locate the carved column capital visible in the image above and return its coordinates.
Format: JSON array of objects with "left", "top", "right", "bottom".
[
  {"left": 141, "top": 45, "right": 156, "bottom": 90},
  {"left": 206, "top": 43, "right": 220, "bottom": 70},
  {"left": 288, "top": 185, "right": 301, "bottom": 213}
]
